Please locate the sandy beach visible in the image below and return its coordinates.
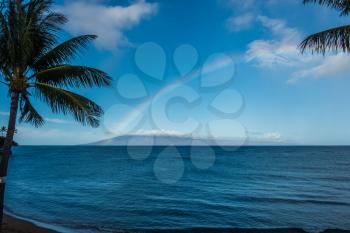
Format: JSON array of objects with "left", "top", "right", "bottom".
[
  {"left": 2, "top": 215, "right": 58, "bottom": 233},
  {"left": 1, "top": 214, "right": 350, "bottom": 233}
]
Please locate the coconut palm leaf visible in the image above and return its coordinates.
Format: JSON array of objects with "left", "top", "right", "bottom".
[
  {"left": 0, "top": 13, "right": 8, "bottom": 79},
  {"left": 26, "top": 12, "right": 67, "bottom": 67},
  {"left": 34, "top": 65, "right": 112, "bottom": 88},
  {"left": 33, "top": 11, "right": 67, "bottom": 45},
  {"left": 33, "top": 35, "right": 97, "bottom": 70},
  {"left": 31, "top": 11, "right": 67, "bottom": 45},
  {"left": 304, "top": 0, "right": 350, "bottom": 16},
  {"left": 19, "top": 95, "right": 44, "bottom": 127},
  {"left": 26, "top": 0, "right": 54, "bottom": 14},
  {"left": 300, "top": 25, "right": 350, "bottom": 54},
  {"left": 0, "top": 0, "right": 112, "bottom": 226},
  {"left": 35, "top": 82, "right": 102, "bottom": 127}
]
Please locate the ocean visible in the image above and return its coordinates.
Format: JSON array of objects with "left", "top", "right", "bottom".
[{"left": 4, "top": 146, "right": 350, "bottom": 233}]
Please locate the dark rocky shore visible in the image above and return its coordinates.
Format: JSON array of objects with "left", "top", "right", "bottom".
[
  {"left": 2, "top": 215, "right": 350, "bottom": 233},
  {"left": 3, "top": 215, "right": 58, "bottom": 233},
  {"left": 138, "top": 229, "right": 350, "bottom": 233}
]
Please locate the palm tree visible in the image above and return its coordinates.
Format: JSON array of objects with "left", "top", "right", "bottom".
[
  {"left": 300, "top": 0, "right": 350, "bottom": 54},
  {"left": 0, "top": 127, "right": 5, "bottom": 137},
  {"left": 0, "top": 0, "right": 112, "bottom": 226}
]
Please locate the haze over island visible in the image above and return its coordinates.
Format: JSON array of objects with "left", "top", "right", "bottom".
[{"left": 88, "top": 132, "right": 289, "bottom": 146}]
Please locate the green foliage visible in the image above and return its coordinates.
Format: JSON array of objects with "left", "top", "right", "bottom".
[
  {"left": 300, "top": 25, "right": 350, "bottom": 54},
  {"left": 300, "top": 0, "right": 350, "bottom": 54},
  {"left": 304, "top": 0, "right": 350, "bottom": 16},
  {"left": 19, "top": 95, "right": 44, "bottom": 127},
  {"left": 35, "top": 83, "right": 102, "bottom": 127},
  {"left": 35, "top": 65, "right": 111, "bottom": 88},
  {"left": 0, "top": 0, "right": 112, "bottom": 128},
  {"left": 0, "top": 136, "right": 18, "bottom": 148},
  {"left": 33, "top": 35, "right": 97, "bottom": 71}
]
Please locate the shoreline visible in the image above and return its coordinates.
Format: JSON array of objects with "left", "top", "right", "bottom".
[
  {"left": 3, "top": 214, "right": 58, "bottom": 233},
  {"left": 2, "top": 214, "right": 350, "bottom": 233}
]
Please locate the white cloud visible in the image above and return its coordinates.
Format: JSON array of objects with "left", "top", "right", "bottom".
[
  {"left": 57, "top": 0, "right": 158, "bottom": 51},
  {"left": 132, "top": 129, "right": 187, "bottom": 137},
  {"left": 0, "top": 112, "right": 9, "bottom": 116},
  {"left": 290, "top": 53, "right": 350, "bottom": 82},
  {"left": 247, "top": 131, "right": 285, "bottom": 144},
  {"left": 226, "top": 13, "right": 255, "bottom": 32},
  {"left": 245, "top": 15, "right": 302, "bottom": 68},
  {"left": 223, "top": 0, "right": 255, "bottom": 10},
  {"left": 262, "top": 132, "right": 282, "bottom": 140},
  {"left": 248, "top": 131, "right": 283, "bottom": 143},
  {"left": 223, "top": 0, "right": 256, "bottom": 32},
  {"left": 44, "top": 118, "right": 72, "bottom": 124},
  {"left": 257, "top": 16, "right": 300, "bottom": 41},
  {"left": 245, "top": 15, "right": 350, "bottom": 83}
]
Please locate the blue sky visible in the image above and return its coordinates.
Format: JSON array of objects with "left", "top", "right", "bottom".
[{"left": 1, "top": 0, "right": 350, "bottom": 145}]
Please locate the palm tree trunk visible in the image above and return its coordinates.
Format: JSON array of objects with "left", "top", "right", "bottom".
[{"left": 0, "top": 92, "right": 19, "bottom": 230}]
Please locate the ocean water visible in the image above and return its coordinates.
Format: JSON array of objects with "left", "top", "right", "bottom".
[{"left": 4, "top": 146, "right": 350, "bottom": 233}]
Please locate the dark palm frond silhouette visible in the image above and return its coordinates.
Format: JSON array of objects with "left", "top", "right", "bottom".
[
  {"left": 300, "top": 0, "right": 350, "bottom": 54},
  {"left": 0, "top": 0, "right": 112, "bottom": 227}
]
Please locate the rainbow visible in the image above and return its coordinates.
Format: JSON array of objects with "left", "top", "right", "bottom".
[{"left": 110, "top": 54, "right": 235, "bottom": 135}]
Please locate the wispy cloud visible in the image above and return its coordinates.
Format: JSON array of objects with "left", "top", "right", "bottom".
[
  {"left": 223, "top": 0, "right": 256, "bottom": 32},
  {"left": 245, "top": 15, "right": 302, "bottom": 68},
  {"left": 261, "top": 132, "right": 282, "bottom": 141},
  {"left": 290, "top": 53, "right": 350, "bottom": 83},
  {"left": 222, "top": 1, "right": 308, "bottom": 68},
  {"left": 226, "top": 13, "right": 255, "bottom": 32},
  {"left": 249, "top": 131, "right": 283, "bottom": 142},
  {"left": 44, "top": 118, "right": 72, "bottom": 124},
  {"left": 132, "top": 129, "right": 187, "bottom": 137},
  {"left": 223, "top": 0, "right": 256, "bottom": 10},
  {"left": 244, "top": 15, "right": 350, "bottom": 83},
  {"left": 57, "top": 0, "right": 158, "bottom": 51}
]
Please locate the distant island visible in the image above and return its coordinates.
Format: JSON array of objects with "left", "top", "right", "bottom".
[
  {"left": 87, "top": 134, "right": 285, "bottom": 146},
  {"left": 88, "top": 134, "right": 242, "bottom": 146}
]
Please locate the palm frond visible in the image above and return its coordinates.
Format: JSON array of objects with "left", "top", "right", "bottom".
[
  {"left": 33, "top": 35, "right": 97, "bottom": 70},
  {"left": 26, "top": 12, "right": 67, "bottom": 66},
  {"left": 34, "top": 65, "right": 112, "bottom": 88},
  {"left": 299, "top": 25, "right": 350, "bottom": 54},
  {"left": 27, "top": 0, "right": 54, "bottom": 17},
  {"left": 19, "top": 94, "right": 44, "bottom": 127},
  {"left": 0, "top": 11, "right": 9, "bottom": 72},
  {"left": 0, "top": 0, "right": 63, "bottom": 72},
  {"left": 33, "top": 11, "right": 67, "bottom": 45},
  {"left": 35, "top": 82, "right": 102, "bottom": 127},
  {"left": 0, "top": 1, "right": 5, "bottom": 11},
  {"left": 0, "top": 0, "right": 111, "bottom": 130},
  {"left": 304, "top": 0, "right": 350, "bottom": 16},
  {"left": 38, "top": 11, "right": 67, "bottom": 33}
]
